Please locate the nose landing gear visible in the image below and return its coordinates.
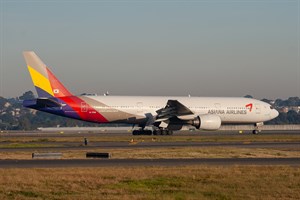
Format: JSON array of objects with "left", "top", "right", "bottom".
[{"left": 252, "top": 122, "right": 263, "bottom": 134}]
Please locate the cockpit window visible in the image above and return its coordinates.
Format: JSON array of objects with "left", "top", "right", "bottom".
[{"left": 270, "top": 106, "right": 274, "bottom": 109}]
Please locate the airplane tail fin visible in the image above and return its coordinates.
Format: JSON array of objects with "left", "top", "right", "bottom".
[{"left": 23, "top": 51, "right": 72, "bottom": 98}]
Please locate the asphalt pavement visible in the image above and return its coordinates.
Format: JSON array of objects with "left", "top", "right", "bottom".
[{"left": 0, "top": 158, "right": 299, "bottom": 168}]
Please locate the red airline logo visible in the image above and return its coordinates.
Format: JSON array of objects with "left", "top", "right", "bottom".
[{"left": 246, "top": 103, "right": 253, "bottom": 112}]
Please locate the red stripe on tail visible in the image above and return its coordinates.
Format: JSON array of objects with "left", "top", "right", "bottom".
[{"left": 47, "top": 68, "right": 72, "bottom": 97}]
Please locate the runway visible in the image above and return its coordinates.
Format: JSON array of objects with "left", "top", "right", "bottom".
[
  {"left": 0, "top": 141, "right": 300, "bottom": 152},
  {"left": 0, "top": 158, "right": 299, "bottom": 168},
  {"left": 1, "top": 130, "right": 300, "bottom": 152},
  {"left": 1, "top": 130, "right": 299, "bottom": 168},
  {"left": 1, "top": 130, "right": 300, "bottom": 137}
]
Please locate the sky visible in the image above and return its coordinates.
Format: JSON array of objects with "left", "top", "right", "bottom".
[{"left": 0, "top": 0, "right": 299, "bottom": 99}]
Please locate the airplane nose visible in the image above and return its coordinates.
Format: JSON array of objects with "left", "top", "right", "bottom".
[{"left": 272, "top": 109, "right": 279, "bottom": 119}]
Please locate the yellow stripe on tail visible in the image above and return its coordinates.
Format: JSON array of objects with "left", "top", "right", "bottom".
[{"left": 27, "top": 65, "right": 54, "bottom": 96}]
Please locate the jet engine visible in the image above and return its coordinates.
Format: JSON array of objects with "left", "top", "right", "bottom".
[{"left": 190, "top": 114, "right": 222, "bottom": 130}]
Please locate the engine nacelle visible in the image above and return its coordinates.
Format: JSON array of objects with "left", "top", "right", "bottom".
[{"left": 191, "top": 115, "right": 222, "bottom": 130}]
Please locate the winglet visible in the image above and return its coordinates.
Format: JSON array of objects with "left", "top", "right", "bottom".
[{"left": 23, "top": 51, "right": 72, "bottom": 98}]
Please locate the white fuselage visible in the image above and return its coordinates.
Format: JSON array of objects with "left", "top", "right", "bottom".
[{"left": 84, "top": 96, "right": 278, "bottom": 124}]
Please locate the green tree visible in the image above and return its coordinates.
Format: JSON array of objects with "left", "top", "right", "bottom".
[{"left": 19, "top": 91, "right": 35, "bottom": 100}]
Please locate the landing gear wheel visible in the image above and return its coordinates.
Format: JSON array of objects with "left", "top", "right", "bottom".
[
  {"left": 147, "top": 129, "right": 173, "bottom": 135},
  {"left": 132, "top": 130, "right": 139, "bottom": 135},
  {"left": 132, "top": 130, "right": 154, "bottom": 135},
  {"left": 167, "top": 130, "right": 173, "bottom": 135},
  {"left": 144, "top": 130, "right": 152, "bottom": 135},
  {"left": 161, "top": 130, "right": 167, "bottom": 135}
]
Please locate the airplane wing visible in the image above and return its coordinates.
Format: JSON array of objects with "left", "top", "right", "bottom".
[{"left": 155, "top": 100, "right": 194, "bottom": 121}]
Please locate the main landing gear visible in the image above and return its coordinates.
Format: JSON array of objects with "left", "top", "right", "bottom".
[
  {"left": 132, "top": 129, "right": 152, "bottom": 135},
  {"left": 153, "top": 129, "right": 173, "bottom": 135},
  {"left": 132, "top": 129, "right": 173, "bottom": 135}
]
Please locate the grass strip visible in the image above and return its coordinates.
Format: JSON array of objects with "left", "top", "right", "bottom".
[{"left": 0, "top": 166, "right": 299, "bottom": 200}]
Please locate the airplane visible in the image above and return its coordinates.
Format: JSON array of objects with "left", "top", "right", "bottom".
[{"left": 22, "top": 51, "right": 279, "bottom": 135}]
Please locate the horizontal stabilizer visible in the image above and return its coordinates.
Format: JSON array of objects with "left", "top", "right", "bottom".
[
  {"left": 23, "top": 98, "right": 63, "bottom": 109},
  {"left": 36, "top": 98, "right": 63, "bottom": 108}
]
